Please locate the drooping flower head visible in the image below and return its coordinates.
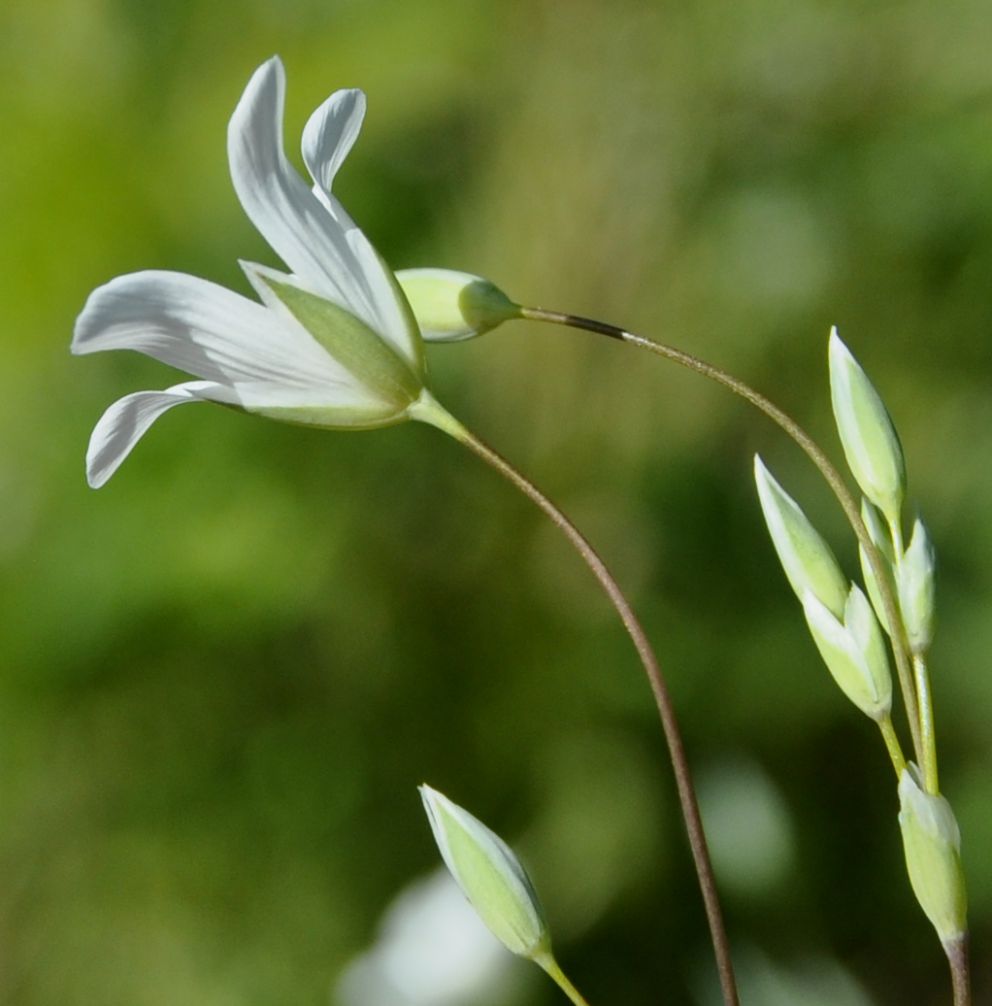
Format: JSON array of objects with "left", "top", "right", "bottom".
[{"left": 73, "top": 57, "right": 450, "bottom": 488}]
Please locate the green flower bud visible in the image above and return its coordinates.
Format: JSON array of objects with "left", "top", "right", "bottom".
[
  {"left": 419, "top": 784, "right": 551, "bottom": 961},
  {"left": 754, "top": 455, "right": 848, "bottom": 618},
  {"left": 802, "top": 585, "right": 892, "bottom": 720},
  {"left": 898, "top": 519, "right": 936, "bottom": 654},
  {"left": 898, "top": 767, "right": 967, "bottom": 944},
  {"left": 859, "top": 498, "right": 897, "bottom": 636},
  {"left": 397, "top": 268, "right": 520, "bottom": 343},
  {"left": 829, "top": 329, "right": 906, "bottom": 526}
]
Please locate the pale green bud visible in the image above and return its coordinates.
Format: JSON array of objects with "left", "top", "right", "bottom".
[
  {"left": 419, "top": 784, "right": 551, "bottom": 960},
  {"left": 829, "top": 329, "right": 906, "bottom": 526},
  {"left": 397, "top": 268, "right": 520, "bottom": 343},
  {"left": 859, "top": 498, "right": 897, "bottom": 636},
  {"left": 898, "top": 767, "right": 967, "bottom": 943},
  {"left": 898, "top": 519, "right": 936, "bottom": 654},
  {"left": 754, "top": 455, "right": 848, "bottom": 618},
  {"left": 802, "top": 585, "right": 892, "bottom": 720}
]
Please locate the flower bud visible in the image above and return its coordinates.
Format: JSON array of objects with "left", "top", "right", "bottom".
[
  {"left": 898, "top": 767, "right": 967, "bottom": 944},
  {"left": 754, "top": 455, "right": 848, "bottom": 618},
  {"left": 802, "top": 585, "right": 892, "bottom": 720},
  {"left": 829, "top": 329, "right": 906, "bottom": 526},
  {"left": 397, "top": 269, "right": 520, "bottom": 342},
  {"left": 898, "top": 519, "right": 936, "bottom": 654},
  {"left": 419, "top": 784, "right": 551, "bottom": 960},
  {"left": 859, "top": 498, "right": 897, "bottom": 636}
]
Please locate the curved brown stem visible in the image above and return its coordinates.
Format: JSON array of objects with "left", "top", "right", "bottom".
[
  {"left": 412, "top": 397, "right": 740, "bottom": 1006},
  {"left": 519, "top": 306, "right": 924, "bottom": 766}
]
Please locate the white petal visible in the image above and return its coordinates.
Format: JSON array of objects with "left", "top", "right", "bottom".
[
  {"left": 85, "top": 381, "right": 233, "bottom": 489},
  {"left": 302, "top": 87, "right": 366, "bottom": 194},
  {"left": 73, "top": 270, "right": 373, "bottom": 404},
  {"left": 227, "top": 58, "right": 421, "bottom": 371}
]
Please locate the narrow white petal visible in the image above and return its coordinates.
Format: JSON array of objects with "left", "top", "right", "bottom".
[
  {"left": 301, "top": 87, "right": 366, "bottom": 194},
  {"left": 85, "top": 381, "right": 234, "bottom": 489},
  {"left": 228, "top": 59, "right": 363, "bottom": 314},
  {"left": 73, "top": 270, "right": 374, "bottom": 405},
  {"left": 227, "top": 57, "right": 423, "bottom": 372}
]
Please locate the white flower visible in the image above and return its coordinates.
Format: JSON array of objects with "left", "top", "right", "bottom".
[{"left": 73, "top": 56, "right": 444, "bottom": 488}]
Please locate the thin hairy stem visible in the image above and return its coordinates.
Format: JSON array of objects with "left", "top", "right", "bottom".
[
  {"left": 411, "top": 398, "right": 739, "bottom": 1006},
  {"left": 520, "top": 306, "right": 924, "bottom": 766},
  {"left": 946, "top": 937, "right": 971, "bottom": 1006}
]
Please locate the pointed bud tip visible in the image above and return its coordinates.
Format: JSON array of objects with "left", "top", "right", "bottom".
[{"left": 754, "top": 459, "right": 848, "bottom": 617}]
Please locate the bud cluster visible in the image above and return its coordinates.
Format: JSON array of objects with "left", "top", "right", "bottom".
[{"left": 753, "top": 328, "right": 964, "bottom": 949}]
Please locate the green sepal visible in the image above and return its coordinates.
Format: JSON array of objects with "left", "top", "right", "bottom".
[{"left": 264, "top": 276, "right": 424, "bottom": 408}]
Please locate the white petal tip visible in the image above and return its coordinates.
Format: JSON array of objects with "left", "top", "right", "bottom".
[{"left": 829, "top": 328, "right": 852, "bottom": 359}]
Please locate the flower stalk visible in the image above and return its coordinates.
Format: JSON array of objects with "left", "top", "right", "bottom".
[
  {"left": 517, "top": 306, "right": 924, "bottom": 768},
  {"left": 534, "top": 951, "right": 594, "bottom": 1006},
  {"left": 412, "top": 397, "right": 740, "bottom": 1006}
]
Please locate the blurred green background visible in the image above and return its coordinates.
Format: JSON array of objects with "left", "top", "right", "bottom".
[{"left": 2, "top": 1, "right": 990, "bottom": 1003}]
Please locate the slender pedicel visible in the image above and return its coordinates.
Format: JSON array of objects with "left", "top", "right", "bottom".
[
  {"left": 518, "top": 306, "right": 924, "bottom": 768},
  {"left": 535, "top": 951, "right": 594, "bottom": 1006},
  {"left": 410, "top": 396, "right": 740, "bottom": 1006},
  {"left": 947, "top": 936, "right": 971, "bottom": 1006}
]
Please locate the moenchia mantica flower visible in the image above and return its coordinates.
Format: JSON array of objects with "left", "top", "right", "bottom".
[{"left": 73, "top": 56, "right": 476, "bottom": 488}]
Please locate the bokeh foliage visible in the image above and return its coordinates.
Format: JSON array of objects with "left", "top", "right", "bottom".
[{"left": 1, "top": 0, "right": 990, "bottom": 1003}]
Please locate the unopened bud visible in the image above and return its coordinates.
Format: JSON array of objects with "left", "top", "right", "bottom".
[
  {"left": 898, "top": 519, "right": 936, "bottom": 654},
  {"left": 419, "top": 784, "right": 550, "bottom": 960},
  {"left": 829, "top": 329, "right": 906, "bottom": 526},
  {"left": 898, "top": 767, "right": 967, "bottom": 943},
  {"left": 398, "top": 268, "right": 520, "bottom": 342},
  {"left": 802, "top": 585, "right": 892, "bottom": 720}
]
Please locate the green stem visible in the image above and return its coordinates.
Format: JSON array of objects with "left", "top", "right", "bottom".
[
  {"left": 878, "top": 715, "right": 907, "bottom": 778},
  {"left": 535, "top": 951, "right": 593, "bottom": 1006},
  {"left": 913, "top": 653, "right": 939, "bottom": 793},
  {"left": 519, "top": 306, "right": 924, "bottom": 767},
  {"left": 410, "top": 393, "right": 740, "bottom": 1006}
]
